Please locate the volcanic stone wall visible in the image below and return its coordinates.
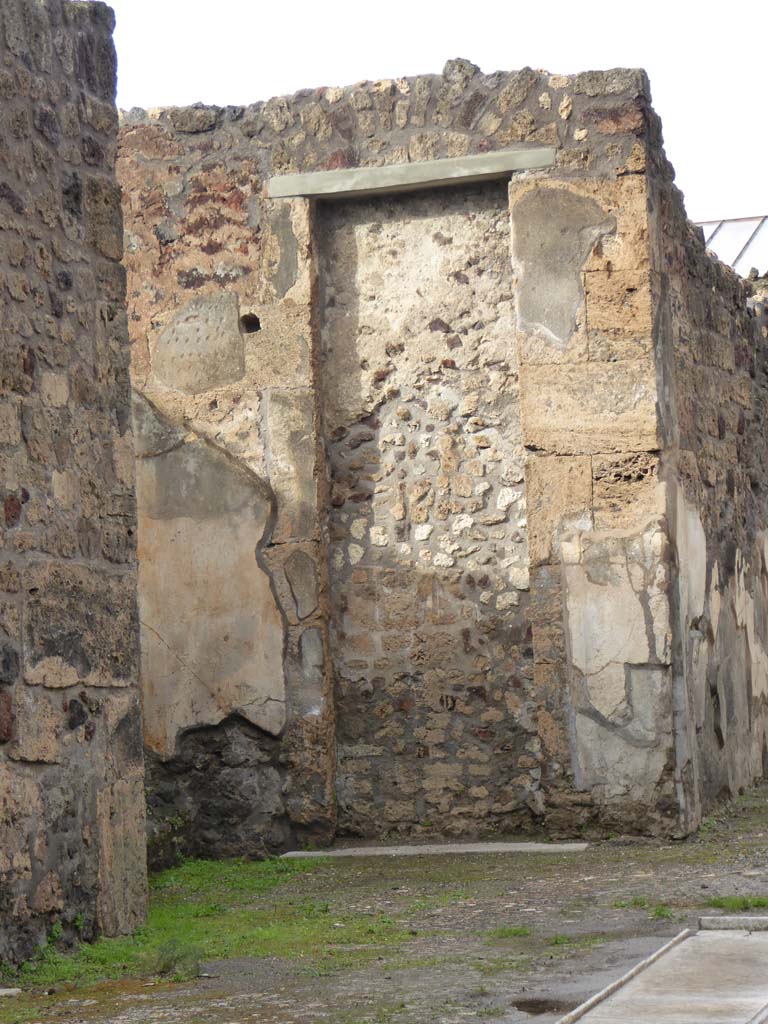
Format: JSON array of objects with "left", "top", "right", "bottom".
[
  {"left": 647, "top": 135, "right": 768, "bottom": 823},
  {"left": 0, "top": 0, "right": 146, "bottom": 962},
  {"left": 118, "top": 57, "right": 768, "bottom": 852},
  {"left": 118, "top": 60, "right": 669, "bottom": 851}
]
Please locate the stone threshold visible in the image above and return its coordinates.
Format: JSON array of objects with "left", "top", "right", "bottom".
[{"left": 281, "top": 840, "right": 588, "bottom": 859}]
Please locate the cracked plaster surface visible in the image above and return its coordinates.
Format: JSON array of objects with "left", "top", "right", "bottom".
[
  {"left": 134, "top": 396, "right": 286, "bottom": 758},
  {"left": 562, "top": 521, "right": 675, "bottom": 797}
]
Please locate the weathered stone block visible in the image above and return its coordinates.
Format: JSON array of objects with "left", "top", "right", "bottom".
[
  {"left": 0, "top": 688, "right": 14, "bottom": 744},
  {"left": 520, "top": 359, "right": 659, "bottom": 454},
  {"left": 85, "top": 176, "right": 123, "bottom": 261},
  {"left": 9, "top": 686, "right": 63, "bottom": 764},
  {"left": 284, "top": 548, "right": 319, "bottom": 620},
  {"left": 585, "top": 269, "right": 654, "bottom": 361},
  {"left": 592, "top": 452, "right": 662, "bottom": 530},
  {"left": 96, "top": 776, "right": 147, "bottom": 936},
  {"left": 526, "top": 455, "right": 592, "bottom": 565}
]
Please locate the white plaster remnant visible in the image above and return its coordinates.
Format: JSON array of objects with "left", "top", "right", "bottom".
[
  {"left": 508, "top": 567, "right": 530, "bottom": 591},
  {"left": 563, "top": 520, "right": 675, "bottom": 799},
  {"left": 135, "top": 429, "right": 286, "bottom": 758},
  {"left": 497, "top": 487, "right": 519, "bottom": 511},
  {"left": 452, "top": 514, "right": 473, "bottom": 534},
  {"left": 350, "top": 518, "right": 368, "bottom": 540}
]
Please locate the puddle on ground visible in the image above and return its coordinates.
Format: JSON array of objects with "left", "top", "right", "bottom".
[{"left": 513, "top": 996, "right": 580, "bottom": 1015}]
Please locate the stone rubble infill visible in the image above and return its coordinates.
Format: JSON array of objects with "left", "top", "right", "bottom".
[{"left": 281, "top": 841, "right": 588, "bottom": 859}]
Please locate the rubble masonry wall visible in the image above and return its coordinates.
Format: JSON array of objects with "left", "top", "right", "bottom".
[
  {"left": 117, "top": 58, "right": 768, "bottom": 852},
  {"left": 118, "top": 61, "right": 677, "bottom": 851},
  {"left": 0, "top": 0, "right": 146, "bottom": 962},
  {"left": 648, "top": 132, "right": 768, "bottom": 825}
]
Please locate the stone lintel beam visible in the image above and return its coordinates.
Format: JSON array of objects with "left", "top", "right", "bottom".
[{"left": 268, "top": 147, "right": 556, "bottom": 201}]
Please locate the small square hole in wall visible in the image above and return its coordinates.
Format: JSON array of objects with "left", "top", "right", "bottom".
[{"left": 239, "top": 313, "right": 261, "bottom": 334}]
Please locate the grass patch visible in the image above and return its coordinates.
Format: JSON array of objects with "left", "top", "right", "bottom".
[
  {"left": 486, "top": 925, "right": 532, "bottom": 941},
  {"left": 650, "top": 904, "right": 673, "bottom": 920},
  {"left": 1, "top": 857, "right": 410, "bottom": 998},
  {"left": 708, "top": 895, "right": 768, "bottom": 912},
  {"left": 613, "top": 895, "right": 649, "bottom": 909}
]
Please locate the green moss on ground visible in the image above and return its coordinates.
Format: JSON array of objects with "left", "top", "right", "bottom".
[
  {"left": 707, "top": 895, "right": 768, "bottom": 912},
  {"left": 0, "top": 856, "right": 410, "bottom": 1021}
]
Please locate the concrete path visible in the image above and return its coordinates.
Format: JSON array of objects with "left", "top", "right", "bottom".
[
  {"left": 282, "top": 840, "right": 588, "bottom": 859},
  {"left": 559, "top": 928, "right": 768, "bottom": 1023}
]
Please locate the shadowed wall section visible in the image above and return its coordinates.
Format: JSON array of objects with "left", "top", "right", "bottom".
[{"left": 0, "top": 0, "right": 146, "bottom": 963}]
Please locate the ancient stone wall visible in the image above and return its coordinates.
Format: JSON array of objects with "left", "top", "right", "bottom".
[
  {"left": 0, "top": 0, "right": 146, "bottom": 962},
  {"left": 118, "top": 102, "right": 335, "bottom": 864},
  {"left": 510, "top": 169, "right": 680, "bottom": 835},
  {"left": 118, "top": 57, "right": 768, "bottom": 851},
  {"left": 319, "top": 184, "right": 533, "bottom": 835},
  {"left": 118, "top": 61, "right": 668, "bottom": 851},
  {"left": 646, "top": 134, "right": 768, "bottom": 824}
]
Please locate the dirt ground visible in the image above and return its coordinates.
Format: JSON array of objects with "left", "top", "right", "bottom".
[{"left": 5, "top": 786, "right": 768, "bottom": 1024}]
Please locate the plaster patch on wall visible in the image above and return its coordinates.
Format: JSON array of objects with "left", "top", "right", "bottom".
[
  {"left": 672, "top": 487, "right": 768, "bottom": 806},
  {"left": 151, "top": 292, "right": 246, "bottom": 395},
  {"left": 511, "top": 185, "right": 615, "bottom": 349},
  {"left": 135, "top": 399, "right": 286, "bottom": 758},
  {"left": 267, "top": 203, "right": 299, "bottom": 299},
  {"left": 562, "top": 520, "right": 675, "bottom": 801}
]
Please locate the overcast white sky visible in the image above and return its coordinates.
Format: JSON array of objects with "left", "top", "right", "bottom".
[{"left": 111, "top": 0, "right": 766, "bottom": 224}]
